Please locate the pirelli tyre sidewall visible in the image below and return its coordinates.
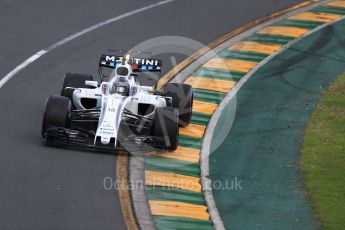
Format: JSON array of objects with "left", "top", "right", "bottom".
[
  {"left": 163, "top": 83, "right": 193, "bottom": 127},
  {"left": 61, "top": 72, "right": 94, "bottom": 103},
  {"left": 42, "top": 95, "right": 71, "bottom": 138},
  {"left": 153, "top": 107, "right": 179, "bottom": 150}
]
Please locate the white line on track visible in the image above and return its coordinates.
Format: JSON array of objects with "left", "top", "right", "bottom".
[{"left": 0, "top": 0, "right": 174, "bottom": 89}]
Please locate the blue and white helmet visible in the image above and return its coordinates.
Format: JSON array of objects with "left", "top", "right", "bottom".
[{"left": 110, "top": 63, "right": 133, "bottom": 96}]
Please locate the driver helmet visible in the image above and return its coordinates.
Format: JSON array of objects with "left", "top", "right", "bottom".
[
  {"left": 110, "top": 63, "right": 132, "bottom": 96},
  {"left": 111, "top": 77, "right": 130, "bottom": 96}
]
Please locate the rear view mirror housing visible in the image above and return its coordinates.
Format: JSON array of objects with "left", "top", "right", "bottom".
[{"left": 85, "top": 80, "right": 98, "bottom": 88}]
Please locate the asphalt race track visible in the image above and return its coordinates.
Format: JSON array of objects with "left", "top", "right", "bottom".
[{"left": 0, "top": 0, "right": 305, "bottom": 229}]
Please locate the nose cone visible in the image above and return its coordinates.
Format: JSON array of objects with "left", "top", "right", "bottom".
[{"left": 101, "top": 136, "right": 111, "bottom": 145}]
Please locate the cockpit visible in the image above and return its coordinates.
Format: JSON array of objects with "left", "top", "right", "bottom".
[{"left": 109, "top": 64, "right": 139, "bottom": 96}]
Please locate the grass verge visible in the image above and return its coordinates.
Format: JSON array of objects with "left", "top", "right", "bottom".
[{"left": 301, "top": 73, "right": 345, "bottom": 230}]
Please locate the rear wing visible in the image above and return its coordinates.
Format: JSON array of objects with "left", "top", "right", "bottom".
[{"left": 99, "top": 54, "right": 162, "bottom": 72}]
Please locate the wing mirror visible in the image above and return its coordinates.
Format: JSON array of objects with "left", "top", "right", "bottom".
[{"left": 85, "top": 80, "right": 98, "bottom": 88}]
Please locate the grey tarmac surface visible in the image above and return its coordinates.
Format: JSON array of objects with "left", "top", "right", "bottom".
[{"left": 0, "top": 0, "right": 304, "bottom": 229}]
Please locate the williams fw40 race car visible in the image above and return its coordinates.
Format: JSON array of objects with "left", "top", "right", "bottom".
[{"left": 41, "top": 54, "right": 193, "bottom": 151}]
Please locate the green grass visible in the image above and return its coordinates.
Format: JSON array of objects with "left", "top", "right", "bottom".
[{"left": 301, "top": 73, "right": 345, "bottom": 230}]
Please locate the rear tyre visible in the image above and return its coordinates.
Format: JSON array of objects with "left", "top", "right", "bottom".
[
  {"left": 42, "top": 95, "right": 71, "bottom": 138},
  {"left": 163, "top": 83, "right": 193, "bottom": 127},
  {"left": 152, "top": 107, "right": 179, "bottom": 150},
  {"left": 61, "top": 72, "right": 93, "bottom": 101}
]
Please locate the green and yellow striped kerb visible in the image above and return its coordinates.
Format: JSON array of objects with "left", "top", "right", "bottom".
[{"left": 144, "top": 1, "right": 345, "bottom": 229}]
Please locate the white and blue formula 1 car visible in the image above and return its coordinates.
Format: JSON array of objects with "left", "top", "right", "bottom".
[{"left": 41, "top": 54, "right": 193, "bottom": 151}]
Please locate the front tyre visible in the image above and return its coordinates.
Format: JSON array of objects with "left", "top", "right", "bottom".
[
  {"left": 42, "top": 95, "right": 71, "bottom": 138},
  {"left": 163, "top": 83, "right": 193, "bottom": 127},
  {"left": 152, "top": 107, "right": 179, "bottom": 150}
]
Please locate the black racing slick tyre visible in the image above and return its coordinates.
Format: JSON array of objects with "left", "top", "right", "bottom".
[
  {"left": 163, "top": 83, "right": 193, "bottom": 127},
  {"left": 61, "top": 72, "right": 93, "bottom": 101},
  {"left": 41, "top": 95, "right": 71, "bottom": 138},
  {"left": 153, "top": 107, "right": 179, "bottom": 151}
]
